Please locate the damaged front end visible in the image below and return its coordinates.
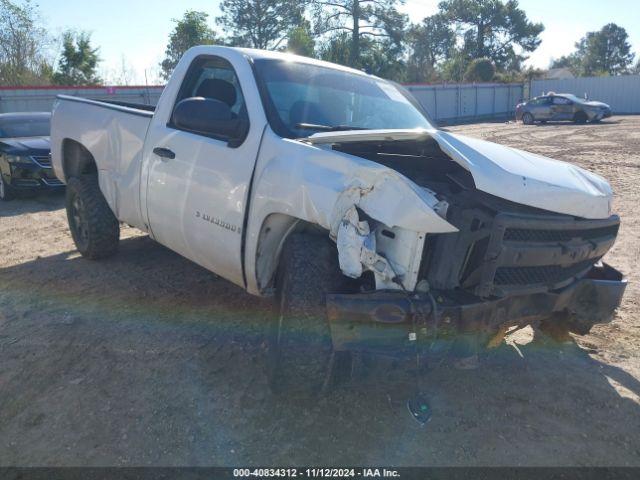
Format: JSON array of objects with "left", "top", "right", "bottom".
[
  {"left": 327, "top": 263, "right": 626, "bottom": 354},
  {"left": 311, "top": 131, "right": 627, "bottom": 353},
  {"left": 329, "top": 166, "right": 455, "bottom": 292}
]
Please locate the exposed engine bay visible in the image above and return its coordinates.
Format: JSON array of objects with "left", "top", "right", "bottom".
[{"left": 330, "top": 137, "right": 620, "bottom": 301}]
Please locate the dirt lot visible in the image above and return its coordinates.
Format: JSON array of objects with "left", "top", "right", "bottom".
[{"left": 1, "top": 117, "right": 639, "bottom": 467}]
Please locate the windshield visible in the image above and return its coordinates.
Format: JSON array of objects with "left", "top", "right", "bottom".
[
  {"left": 253, "top": 59, "right": 433, "bottom": 138},
  {"left": 0, "top": 116, "right": 50, "bottom": 138}
]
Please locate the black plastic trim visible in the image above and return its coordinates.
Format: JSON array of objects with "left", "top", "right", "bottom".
[{"left": 327, "top": 263, "right": 627, "bottom": 353}]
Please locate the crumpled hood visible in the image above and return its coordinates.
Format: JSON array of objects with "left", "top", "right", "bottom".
[{"left": 305, "top": 129, "right": 612, "bottom": 219}]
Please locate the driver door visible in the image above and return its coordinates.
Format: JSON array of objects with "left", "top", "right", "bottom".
[
  {"left": 142, "top": 55, "right": 262, "bottom": 288},
  {"left": 551, "top": 96, "right": 574, "bottom": 121},
  {"left": 531, "top": 96, "right": 553, "bottom": 120}
]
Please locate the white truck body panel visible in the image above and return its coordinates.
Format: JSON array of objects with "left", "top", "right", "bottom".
[
  {"left": 50, "top": 46, "right": 617, "bottom": 299},
  {"left": 139, "top": 47, "right": 269, "bottom": 288},
  {"left": 51, "top": 97, "right": 152, "bottom": 230},
  {"left": 243, "top": 130, "right": 456, "bottom": 294}
]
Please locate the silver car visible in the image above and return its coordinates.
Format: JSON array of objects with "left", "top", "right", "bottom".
[{"left": 516, "top": 93, "right": 612, "bottom": 125}]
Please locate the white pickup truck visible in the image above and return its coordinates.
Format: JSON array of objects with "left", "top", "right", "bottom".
[{"left": 51, "top": 46, "right": 626, "bottom": 391}]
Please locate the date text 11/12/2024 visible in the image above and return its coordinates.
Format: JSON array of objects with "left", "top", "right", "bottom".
[{"left": 233, "top": 468, "right": 401, "bottom": 478}]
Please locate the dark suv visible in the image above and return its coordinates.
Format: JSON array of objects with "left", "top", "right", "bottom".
[
  {"left": 516, "top": 93, "right": 612, "bottom": 125},
  {"left": 0, "top": 112, "right": 61, "bottom": 201}
]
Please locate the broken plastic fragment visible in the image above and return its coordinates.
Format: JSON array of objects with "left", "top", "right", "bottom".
[
  {"left": 336, "top": 206, "right": 397, "bottom": 281},
  {"left": 336, "top": 206, "right": 370, "bottom": 278}
]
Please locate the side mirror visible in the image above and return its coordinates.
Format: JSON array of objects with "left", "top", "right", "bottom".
[{"left": 172, "top": 97, "right": 246, "bottom": 143}]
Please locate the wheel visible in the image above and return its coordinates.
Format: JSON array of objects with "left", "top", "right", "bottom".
[
  {"left": 267, "top": 233, "right": 350, "bottom": 396},
  {"left": 66, "top": 175, "right": 120, "bottom": 259},
  {"left": 521, "top": 112, "right": 535, "bottom": 125},
  {"left": 0, "top": 174, "right": 14, "bottom": 201},
  {"left": 574, "top": 112, "right": 588, "bottom": 124}
]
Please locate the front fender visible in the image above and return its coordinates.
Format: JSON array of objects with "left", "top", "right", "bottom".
[{"left": 244, "top": 131, "right": 457, "bottom": 295}]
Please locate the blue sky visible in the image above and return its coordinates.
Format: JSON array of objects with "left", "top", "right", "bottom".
[{"left": 36, "top": 0, "right": 640, "bottom": 84}]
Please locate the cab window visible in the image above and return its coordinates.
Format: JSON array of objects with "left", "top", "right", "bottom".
[{"left": 171, "top": 56, "right": 248, "bottom": 121}]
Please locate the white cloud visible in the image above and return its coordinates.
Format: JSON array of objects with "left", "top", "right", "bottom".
[
  {"left": 525, "top": 23, "right": 584, "bottom": 69},
  {"left": 398, "top": 0, "right": 439, "bottom": 22}
]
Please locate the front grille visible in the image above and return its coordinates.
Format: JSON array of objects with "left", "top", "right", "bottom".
[
  {"left": 42, "top": 177, "right": 63, "bottom": 186},
  {"left": 422, "top": 206, "right": 620, "bottom": 298},
  {"left": 504, "top": 224, "right": 619, "bottom": 243},
  {"left": 494, "top": 260, "right": 597, "bottom": 286},
  {"left": 31, "top": 155, "right": 52, "bottom": 168}
]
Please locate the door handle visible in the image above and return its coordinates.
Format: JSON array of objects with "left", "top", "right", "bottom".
[{"left": 153, "top": 147, "right": 176, "bottom": 160}]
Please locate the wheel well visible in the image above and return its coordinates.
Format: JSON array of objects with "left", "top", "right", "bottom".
[
  {"left": 61, "top": 139, "right": 97, "bottom": 180},
  {"left": 255, "top": 214, "right": 328, "bottom": 293}
]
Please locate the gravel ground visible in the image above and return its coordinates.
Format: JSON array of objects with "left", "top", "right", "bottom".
[{"left": 0, "top": 117, "right": 639, "bottom": 467}]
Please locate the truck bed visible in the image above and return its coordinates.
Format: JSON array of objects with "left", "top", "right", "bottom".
[{"left": 51, "top": 95, "right": 155, "bottom": 231}]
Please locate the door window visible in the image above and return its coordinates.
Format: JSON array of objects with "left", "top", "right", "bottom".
[
  {"left": 170, "top": 56, "right": 249, "bottom": 129},
  {"left": 552, "top": 96, "right": 572, "bottom": 105},
  {"left": 530, "top": 97, "right": 551, "bottom": 106}
]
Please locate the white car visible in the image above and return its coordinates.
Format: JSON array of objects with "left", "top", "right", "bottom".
[{"left": 51, "top": 46, "right": 626, "bottom": 392}]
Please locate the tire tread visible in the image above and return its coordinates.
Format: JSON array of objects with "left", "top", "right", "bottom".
[
  {"left": 66, "top": 175, "right": 120, "bottom": 260},
  {"left": 269, "top": 233, "right": 345, "bottom": 395}
]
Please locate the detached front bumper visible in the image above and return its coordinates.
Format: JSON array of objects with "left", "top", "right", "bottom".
[{"left": 327, "top": 263, "right": 626, "bottom": 353}]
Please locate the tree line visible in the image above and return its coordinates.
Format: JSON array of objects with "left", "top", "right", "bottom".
[
  {"left": 0, "top": 0, "right": 637, "bottom": 87},
  {"left": 160, "top": 0, "right": 638, "bottom": 83},
  {"left": 0, "top": 0, "right": 101, "bottom": 86}
]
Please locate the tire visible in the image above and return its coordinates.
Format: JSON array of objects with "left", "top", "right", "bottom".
[
  {"left": 0, "top": 174, "right": 14, "bottom": 201},
  {"left": 66, "top": 175, "right": 120, "bottom": 259},
  {"left": 522, "top": 112, "right": 535, "bottom": 125},
  {"left": 267, "top": 233, "right": 349, "bottom": 396},
  {"left": 574, "top": 111, "right": 588, "bottom": 124}
]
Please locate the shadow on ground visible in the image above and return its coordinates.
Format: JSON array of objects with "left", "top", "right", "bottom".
[
  {"left": 0, "top": 236, "right": 639, "bottom": 466},
  {"left": 0, "top": 190, "right": 65, "bottom": 218}
]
